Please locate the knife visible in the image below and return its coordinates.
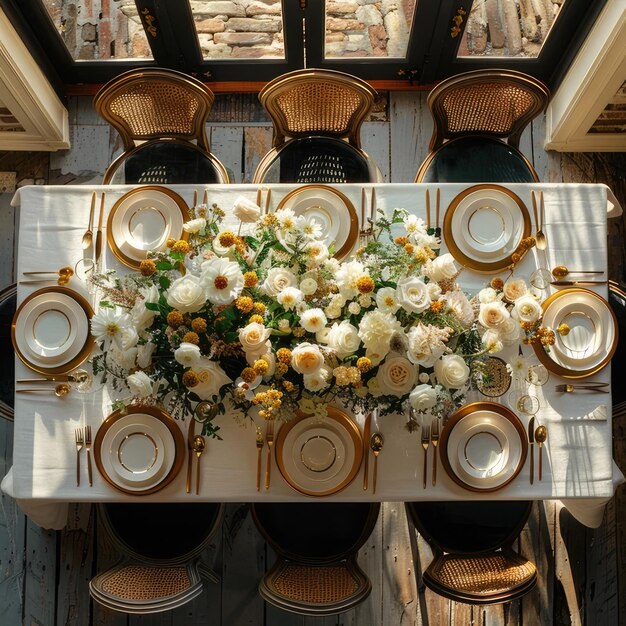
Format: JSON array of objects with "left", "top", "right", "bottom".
[
  {"left": 528, "top": 416, "right": 535, "bottom": 485},
  {"left": 186, "top": 416, "right": 196, "bottom": 494},
  {"left": 94, "top": 192, "right": 105, "bottom": 266},
  {"left": 362, "top": 413, "right": 372, "bottom": 490},
  {"left": 550, "top": 280, "right": 608, "bottom": 286}
]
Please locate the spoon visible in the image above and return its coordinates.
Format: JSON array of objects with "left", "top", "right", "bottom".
[
  {"left": 16, "top": 383, "right": 71, "bottom": 396},
  {"left": 82, "top": 191, "right": 96, "bottom": 249},
  {"left": 21, "top": 266, "right": 74, "bottom": 285},
  {"left": 551, "top": 265, "right": 604, "bottom": 279},
  {"left": 193, "top": 435, "right": 206, "bottom": 495},
  {"left": 370, "top": 433, "right": 384, "bottom": 495},
  {"left": 534, "top": 425, "right": 547, "bottom": 481}
]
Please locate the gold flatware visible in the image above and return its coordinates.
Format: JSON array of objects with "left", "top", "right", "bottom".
[
  {"left": 550, "top": 280, "right": 608, "bottom": 286},
  {"left": 370, "top": 432, "right": 383, "bottom": 495},
  {"left": 370, "top": 187, "right": 376, "bottom": 224},
  {"left": 265, "top": 188, "right": 272, "bottom": 214},
  {"left": 362, "top": 413, "right": 372, "bottom": 490},
  {"left": 527, "top": 416, "right": 535, "bottom": 485},
  {"left": 82, "top": 191, "right": 96, "bottom": 250},
  {"left": 534, "top": 425, "right": 547, "bottom": 481},
  {"left": 193, "top": 435, "right": 206, "bottom": 495},
  {"left": 17, "top": 383, "right": 70, "bottom": 397},
  {"left": 425, "top": 189, "right": 431, "bottom": 229},
  {"left": 421, "top": 424, "right": 430, "bottom": 489},
  {"left": 85, "top": 425, "right": 93, "bottom": 487},
  {"left": 255, "top": 427, "right": 263, "bottom": 491},
  {"left": 431, "top": 418, "right": 439, "bottom": 487},
  {"left": 555, "top": 383, "right": 609, "bottom": 393},
  {"left": 256, "top": 188, "right": 262, "bottom": 210},
  {"left": 94, "top": 192, "right": 105, "bottom": 265},
  {"left": 535, "top": 191, "right": 547, "bottom": 250},
  {"left": 265, "top": 419, "right": 275, "bottom": 490},
  {"left": 186, "top": 416, "right": 196, "bottom": 494},
  {"left": 21, "top": 266, "right": 74, "bottom": 285},
  {"left": 435, "top": 187, "right": 441, "bottom": 234},
  {"left": 551, "top": 265, "right": 604, "bottom": 279},
  {"left": 75, "top": 428, "right": 83, "bottom": 487}
]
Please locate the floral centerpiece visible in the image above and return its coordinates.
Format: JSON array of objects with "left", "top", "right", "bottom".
[{"left": 89, "top": 194, "right": 551, "bottom": 438}]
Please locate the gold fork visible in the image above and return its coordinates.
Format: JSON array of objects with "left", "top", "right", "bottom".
[
  {"left": 431, "top": 419, "right": 439, "bottom": 487},
  {"left": 264, "top": 420, "right": 274, "bottom": 490},
  {"left": 255, "top": 426, "right": 264, "bottom": 491},
  {"left": 75, "top": 428, "right": 83, "bottom": 487},
  {"left": 421, "top": 424, "right": 430, "bottom": 489},
  {"left": 85, "top": 425, "right": 93, "bottom": 487}
]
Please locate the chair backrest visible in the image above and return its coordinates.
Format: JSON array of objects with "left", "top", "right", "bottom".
[
  {"left": 609, "top": 281, "right": 626, "bottom": 405},
  {"left": 427, "top": 69, "right": 550, "bottom": 151},
  {"left": 259, "top": 69, "right": 377, "bottom": 150},
  {"left": 0, "top": 283, "right": 16, "bottom": 421}
]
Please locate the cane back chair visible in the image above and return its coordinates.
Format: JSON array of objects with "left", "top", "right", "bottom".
[
  {"left": 406, "top": 500, "right": 536, "bottom": 604},
  {"left": 416, "top": 69, "right": 550, "bottom": 183},
  {"left": 251, "top": 502, "right": 380, "bottom": 615},
  {"left": 90, "top": 502, "right": 223, "bottom": 614},
  {"left": 253, "top": 69, "right": 383, "bottom": 184},
  {"left": 0, "top": 282, "right": 16, "bottom": 420},
  {"left": 94, "top": 68, "right": 229, "bottom": 185}
]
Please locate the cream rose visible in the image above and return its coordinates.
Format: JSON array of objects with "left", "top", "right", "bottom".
[
  {"left": 396, "top": 276, "right": 431, "bottom": 313},
  {"left": 500, "top": 317, "right": 520, "bottom": 345},
  {"left": 503, "top": 278, "right": 528, "bottom": 302},
  {"left": 233, "top": 195, "right": 261, "bottom": 223},
  {"left": 303, "top": 365, "right": 332, "bottom": 392},
  {"left": 514, "top": 295, "right": 542, "bottom": 324},
  {"left": 174, "top": 342, "right": 202, "bottom": 367},
  {"left": 238, "top": 322, "right": 271, "bottom": 354},
  {"left": 409, "top": 383, "right": 437, "bottom": 411},
  {"left": 377, "top": 355, "right": 418, "bottom": 397},
  {"left": 300, "top": 277, "right": 318, "bottom": 295},
  {"left": 428, "top": 253, "right": 458, "bottom": 282},
  {"left": 126, "top": 371, "right": 153, "bottom": 398},
  {"left": 478, "top": 301, "right": 510, "bottom": 329},
  {"left": 193, "top": 357, "right": 233, "bottom": 400},
  {"left": 478, "top": 287, "right": 498, "bottom": 304},
  {"left": 262, "top": 267, "right": 298, "bottom": 296},
  {"left": 291, "top": 342, "right": 325, "bottom": 375},
  {"left": 131, "top": 284, "right": 159, "bottom": 331},
  {"left": 326, "top": 320, "right": 360, "bottom": 357},
  {"left": 182, "top": 217, "right": 207, "bottom": 234},
  {"left": 434, "top": 354, "right": 470, "bottom": 389},
  {"left": 166, "top": 274, "right": 206, "bottom": 313}
]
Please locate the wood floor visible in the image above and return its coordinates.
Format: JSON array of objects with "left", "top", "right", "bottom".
[{"left": 0, "top": 93, "right": 625, "bottom": 626}]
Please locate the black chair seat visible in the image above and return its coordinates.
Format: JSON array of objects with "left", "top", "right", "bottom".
[
  {"left": 0, "top": 283, "right": 16, "bottom": 420},
  {"left": 418, "top": 136, "right": 537, "bottom": 183}
]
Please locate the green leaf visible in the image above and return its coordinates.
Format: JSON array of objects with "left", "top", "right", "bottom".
[
  {"left": 145, "top": 302, "right": 159, "bottom": 311},
  {"left": 159, "top": 275, "right": 171, "bottom": 290},
  {"left": 156, "top": 261, "right": 173, "bottom": 271}
]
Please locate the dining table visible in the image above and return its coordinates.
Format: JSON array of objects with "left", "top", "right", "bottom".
[{"left": 2, "top": 181, "right": 624, "bottom": 531}]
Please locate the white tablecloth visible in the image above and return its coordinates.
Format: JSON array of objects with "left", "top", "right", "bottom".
[{"left": 3, "top": 183, "right": 624, "bottom": 529}]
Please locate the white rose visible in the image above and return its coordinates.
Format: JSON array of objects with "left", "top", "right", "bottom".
[
  {"left": 167, "top": 274, "right": 206, "bottom": 313},
  {"left": 429, "top": 253, "right": 458, "bottom": 282},
  {"left": 300, "top": 277, "right": 318, "bottom": 295},
  {"left": 118, "top": 325, "right": 139, "bottom": 351},
  {"left": 478, "top": 301, "right": 510, "bottom": 329},
  {"left": 427, "top": 282, "right": 442, "bottom": 300},
  {"left": 514, "top": 295, "right": 542, "bottom": 324},
  {"left": 262, "top": 267, "right": 298, "bottom": 296},
  {"left": 434, "top": 354, "right": 470, "bottom": 389},
  {"left": 239, "top": 322, "right": 271, "bottom": 354},
  {"left": 193, "top": 357, "right": 233, "bottom": 400},
  {"left": 478, "top": 287, "right": 498, "bottom": 304},
  {"left": 316, "top": 327, "right": 331, "bottom": 344},
  {"left": 277, "top": 286, "right": 303, "bottom": 310},
  {"left": 175, "top": 342, "right": 202, "bottom": 367},
  {"left": 182, "top": 217, "right": 207, "bottom": 234},
  {"left": 299, "top": 308, "right": 327, "bottom": 333},
  {"left": 137, "top": 342, "right": 156, "bottom": 369},
  {"left": 109, "top": 345, "right": 138, "bottom": 371},
  {"left": 131, "top": 285, "right": 159, "bottom": 331},
  {"left": 409, "top": 383, "right": 437, "bottom": 411},
  {"left": 126, "top": 371, "right": 153, "bottom": 398},
  {"left": 291, "top": 342, "right": 325, "bottom": 375},
  {"left": 348, "top": 301, "right": 361, "bottom": 315},
  {"left": 326, "top": 320, "right": 361, "bottom": 357},
  {"left": 503, "top": 278, "right": 528, "bottom": 302},
  {"left": 396, "top": 276, "right": 431, "bottom": 313},
  {"left": 377, "top": 355, "right": 418, "bottom": 397},
  {"left": 500, "top": 317, "right": 520, "bottom": 345},
  {"left": 233, "top": 195, "right": 261, "bottom": 223},
  {"left": 367, "top": 376, "right": 384, "bottom": 397},
  {"left": 303, "top": 365, "right": 332, "bottom": 392}
]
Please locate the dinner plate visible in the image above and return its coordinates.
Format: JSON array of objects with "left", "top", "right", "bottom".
[
  {"left": 275, "top": 406, "right": 363, "bottom": 496},
  {"left": 107, "top": 186, "right": 190, "bottom": 269},
  {"left": 94, "top": 406, "right": 185, "bottom": 495},
  {"left": 533, "top": 288, "right": 617, "bottom": 378},
  {"left": 443, "top": 185, "right": 531, "bottom": 272},
  {"left": 11, "top": 286, "right": 94, "bottom": 375},
  {"left": 276, "top": 185, "right": 358, "bottom": 260},
  {"left": 440, "top": 402, "right": 527, "bottom": 492}
]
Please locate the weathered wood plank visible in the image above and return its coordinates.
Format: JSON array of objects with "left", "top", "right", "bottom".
[
  {"left": 242, "top": 126, "right": 273, "bottom": 183},
  {"left": 209, "top": 126, "right": 245, "bottom": 184},
  {"left": 361, "top": 121, "right": 391, "bottom": 182}
]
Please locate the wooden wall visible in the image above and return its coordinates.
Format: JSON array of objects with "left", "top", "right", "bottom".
[{"left": 0, "top": 92, "right": 625, "bottom": 626}]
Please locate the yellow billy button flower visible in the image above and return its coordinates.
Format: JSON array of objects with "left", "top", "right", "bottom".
[
  {"left": 249, "top": 314, "right": 265, "bottom": 325},
  {"left": 557, "top": 323, "right": 570, "bottom": 336},
  {"left": 139, "top": 259, "right": 157, "bottom": 277},
  {"left": 182, "top": 331, "right": 200, "bottom": 345},
  {"left": 404, "top": 243, "right": 415, "bottom": 254},
  {"left": 356, "top": 357, "right": 372, "bottom": 372},
  {"left": 235, "top": 296, "right": 254, "bottom": 313},
  {"left": 172, "top": 240, "right": 190, "bottom": 254},
  {"left": 166, "top": 238, "right": 176, "bottom": 248},
  {"left": 218, "top": 231, "right": 237, "bottom": 247},
  {"left": 394, "top": 236, "right": 409, "bottom": 246},
  {"left": 253, "top": 302, "right": 266, "bottom": 314},
  {"left": 241, "top": 367, "right": 257, "bottom": 383},
  {"left": 182, "top": 371, "right": 199, "bottom": 388},
  {"left": 191, "top": 317, "right": 207, "bottom": 333},
  {"left": 430, "top": 300, "right": 445, "bottom": 314},
  {"left": 415, "top": 248, "right": 430, "bottom": 264},
  {"left": 276, "top": 348, "right": 292, "bottom": 363},
  {"left": 244, "top": 271, "right": 259, "bottom": 288},
  {"left": 282, "top": 380, "right": 295, "bottom": 392},
  {"left": 275, "top": 362, "right": 288, "bottom": 376},
  {"left": 355, "top": 275, "right": 375, "bottom": 294},
  {"left": 253, "top": 359, "right": 269, "bottom": 376},
  {"left": 167, "top": 310, "right": 184, "bottom": 329}
]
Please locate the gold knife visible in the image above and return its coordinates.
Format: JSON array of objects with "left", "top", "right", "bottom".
[
  {"left": 528, "top": 416, "right": 535, "bottom": 485},
  {"left": 362, "top": 413, "right": 372, "bottom": 490},
  {"left": 550, "top": 280, "right": 608, "bottom": 286},
  {"left": 94, "top": 192, "right": 105, "bottom": 265},
  {"left": 186, "top": 417, "right": 196, "bottom": 494}
]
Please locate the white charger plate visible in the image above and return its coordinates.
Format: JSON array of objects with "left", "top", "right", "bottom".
[
  {"left": 276, "top": 185, "right": 358, "bottom": 260},
  {"left": 107, "top": 186, "right": 189, "bottom": 269}
]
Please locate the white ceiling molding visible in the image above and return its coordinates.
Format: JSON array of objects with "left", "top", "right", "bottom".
[
  {"left": 0, "top": 8, "right": 69, "bottom": 151},
  {"left": 545, "top": 0, "right": 626, "bottom": 152}
]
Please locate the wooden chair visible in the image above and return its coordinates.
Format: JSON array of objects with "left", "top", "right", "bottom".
[
  {"left": 253, "top": 69, "right": 383, "bottom": 184},
  {"left": 0, "top": 283, "right": 16, "bottom": 421},
  {"left": 251, "top": 502, "right": 380, "bottom": 615},
  {"left": 406, "top": 501, "right": 536, "bottom": 604},
  {"left": 608, "top": 281, "right": 626, "bottom": 406},
  {"left": 416, "top": 69, "right": 550, "bottom": 183},
  {"left": 94, "top": 68, "right": 229, "bottom": 185},
  {"left": 89, "top": 502, "right": 223, "bottom": 614}
]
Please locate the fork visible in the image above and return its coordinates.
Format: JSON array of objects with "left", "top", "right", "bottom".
[
  {"left": 431, "top": 419, "right": 439, "bottom": 487},
  {"left": 255, "top": 426, "right": 264, "bottom": 491},
  {"left": 85, "top": 425, "right": 93, "bottom": 487},
  {"left": 75, "top": 428, "right": 83, "bottom": 487},
  {"left": 264, "top": 420, "right": 274, "bottom": 490},
  {"left": 421, "top": 424, "right": 430, "bottom": 489}
]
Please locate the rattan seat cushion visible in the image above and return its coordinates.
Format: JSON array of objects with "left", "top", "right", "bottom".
[
  {"left": 97, "top": 564, "right": 193, "bottom": 601},
  {"left": 0, "top": 283, "right": 16, "bottom": 420},
  {"left": 273, "top": 563, "right": 359, "bottom": 602}
]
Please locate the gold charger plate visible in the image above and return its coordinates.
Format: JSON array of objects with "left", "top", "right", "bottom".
[
  {"left": 440, "top": 402, "right": 528, "bottom": 493},
  {"left": 533, "top": 287, "right": 617, "bottom": 379},
  {"left": 443, "top": 184, "right": 531, "bottom": 272},
  {"left": 11, "top": 286, "right": 95, "bottom": 375},
  {"left": 275, "top": 406, "right": 363, "bottom": 497},
  {"left": 276, "top": 184, "right": 358, "bottom": 260},
  {"left": 94, "top": 405, "right": 185, "bottom": 495},
  {"left": 107, "top": 185, "right": 190, "bottom": 269}
]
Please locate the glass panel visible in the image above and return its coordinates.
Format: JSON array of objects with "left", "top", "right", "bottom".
[
  {"left": 457, "top": 0, "right": 568, "bottom": 58},
  {"left": 190, "top": 1, "right": 285, "bottom": 59},
  {"left": 40, "top": 0, "right": 153, "bottom": 60},
  {"left": 324, "top": 0, "right": 417, "bottom": 59}
]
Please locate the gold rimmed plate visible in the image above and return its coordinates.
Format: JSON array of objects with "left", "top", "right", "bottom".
[
  {"left": 440, "top": 402, "right": 528, "bottom": 493},
  {"left": 275, "top": 406, "right": 363, "bottom": 496},
  {"left": 443, "top": 184, "right": 531, "bottom": 272},
  {"left": 533, "top": 287, "right": 617, "bottom": 378},
  {"left": 276, "top": 184, "right": 358, "bottom": 260},
  {"left": 94, "top": 405, "right": 185, "bottom": 495},
  {"left": 107, "top": 186, "right": 190, "bottom": 269},
  {"left": 11, "top": 286, "right": 94, "bottom": 375}
]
